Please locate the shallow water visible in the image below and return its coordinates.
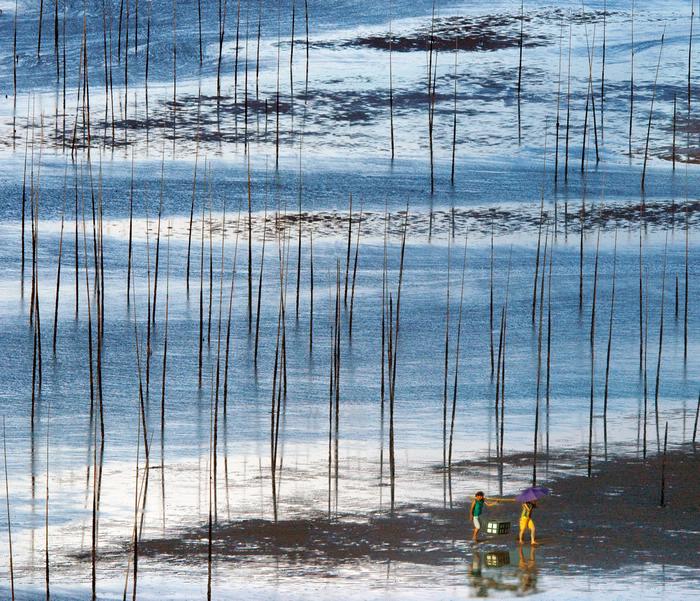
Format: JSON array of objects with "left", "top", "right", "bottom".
[{"left": 0, "top": 0, "right": 699, "bottom": 599}]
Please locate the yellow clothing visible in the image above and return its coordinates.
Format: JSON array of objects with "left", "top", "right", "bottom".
[{"left": 520, "top": 503, "right": 535, "bottom": 531}]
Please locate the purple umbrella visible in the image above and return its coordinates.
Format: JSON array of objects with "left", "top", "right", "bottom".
[{"left": 515, "top": 486, "right": 550, "bottom": 503}]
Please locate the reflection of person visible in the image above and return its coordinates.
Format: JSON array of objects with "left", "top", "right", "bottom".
[
  {"left": 470, "top": 491, "right": 497, "bottom": 542},
  {"left": 518, "top": 545, "right": 538, "bottom": 593},
  {"left": 470, "top": 551, "right": 482, "bottom": 577},
  {"left": 518, "top": 501, "right": 538, "bottom": 545}
]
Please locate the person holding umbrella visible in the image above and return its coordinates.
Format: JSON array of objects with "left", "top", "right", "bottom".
[
  {"left": 515, "top": 486, "right": 549, "bottom": 545},
  {"left": 519, "top": 501, "right": 538, "bottom": 545}
]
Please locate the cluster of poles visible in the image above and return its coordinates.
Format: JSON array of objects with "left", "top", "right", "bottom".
[
  {"left": 12, "top": 0, "right": 313, "bottom": 162},
  {"left": 2, "top": 1, "right": 700, "bottom": 600},
  {"left": 7, "top": 0, "right": 696, "bottom": 180}
]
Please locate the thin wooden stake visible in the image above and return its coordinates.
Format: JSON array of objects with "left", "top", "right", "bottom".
[
  {"left": 642, "top": 30, "right": 665, "bottom": 190},
  {"left": 659, "top": 421, "right": 668, "bottom": 507},
  {"left": 3, "top": 417, "right": 15, "bottom": 601}
]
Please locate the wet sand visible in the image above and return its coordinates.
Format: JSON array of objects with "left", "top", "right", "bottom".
[{"left": 131, "top": 447, "right": 700, "bottom": 573}]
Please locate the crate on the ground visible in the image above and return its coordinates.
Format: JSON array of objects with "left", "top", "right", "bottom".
[{"left": 486, "top": 520, "right": 511, "bottom": 535}]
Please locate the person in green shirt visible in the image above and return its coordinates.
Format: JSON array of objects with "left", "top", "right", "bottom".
[{"left": 469, "top": 491, "right": 498, "bottom": 543}]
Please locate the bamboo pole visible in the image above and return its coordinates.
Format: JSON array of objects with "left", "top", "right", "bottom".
[
  {"left": 247, "top": 157, "right": 253, "bottom": 331},
  {"left": 517, "top": 0, "right": 523, "bottom": 144},
  {"left": 295, "top": 145, "right": 303, "bottom": 320},
  {"left": 244, "top": 12, "right": 250, "bottom": 150},
  {"left": 198, "top": 167, "right": 207, "bottom": 388},
  {"left": 234, "top": 0, "right": 241, "bottom": 138},
  {"left": 344, "top": 194, "right": 353, "bottom": 306},
  {"left": 499, "top": 253, "right": 512, "bottom": 461},
  {"left": 127, "top": 152, "right": 135, "bottom": 305},
  {"left": 641, "top": 30, "right": 665, "bottom": 190},
  {"left": 327, "top": 271, "right": 335, "bottom": 517},
  {"left": 256, "top": 1, "right": 262, "bottom": 105},
  {"left": 427, "top": 9, "right": 437, "bottom": 194},
  {"left": 198, "top": 0, "right": 203, "bottom": 65},
  {"left": 38, "top": 0, "right": 45, "bottom": 57},
  {"left": 643, "top": 274, "right": 650, "bottom": 459},
  {"left": 151, "top": 157, "right": 165, "bottom": 327},
  {"left": 388, "top": 208, "right": 408, "bottom": 512},
  {"left": 495, "top": 304, "right": 505, "bottom": 460},
  {"left": 289, "top": 0, "right": 296, "bottom": 133},
  {"left": 348, "top": 206, "right": 363, "bottom": 339},
  {"left": 442, "top": 235, "right": 452, "bottom": 472},
  {"left": 533, "top": 229, "right": 548, "bottom": 485},
  {"left": 101, "top": 0, "right": 110, "bottom": 141},
  {"left": 52, "top": 168, "right": 68, "bottom": 355},
  {"left": 212, "top": 197, "right": 228, "bottom": 525},
  {"left": 12, "top": 0, "right": 17, "bottom": 145},
  {"left": 692, "top": 390, "right": 699, "bottom": 446},
  {"left": 532, "top": 122, "right": 547, "bottom": 324},
  {"left": 689, "top": 0, "right": 694, "bottom": 117},
  {"left": 21, "top": 115, "right": 29, "bottom": 298},
  {"left": 145, "top": 0, "right": 152, "bottom": 140},
  {"left": 207, "top": 177, "right": 214, "bottom": 347},
  {"left": 451, "top": 37, "right": 458, "bottom": 186},
  {"left": 600, "top": 0, "right": 606, "bottom": 145},
  {"left": 135, "top": 0, "right": 139, "bottom": 55},
  {"left": 579, "top": 199, "right": 585, "bottom": 312},
  {"left": 447, "top": 235, "right": 468, "bottom": 479},
  {"left": 684, "top": 209, "right": 689, "bottom": 361},
  {"left": 275, "top": 6, "right": 281, "bottom": 167},
  {"left": 653, "top": 239, "right": 668, "bottom": 452},
  {"left": 580, "top": 23, "right": 595, "bottom": 172},
  {"left": 381, "top": 208, "right": 388, "bottom": 409},
  {"left": 564, "top": 22, "right": 572, "bottom": 180},
  {"left": 675, "top": 274, "right": 679, "bottom": 320},
  {"left": 118, "top": 0, "right": 124, "bottom": 63},
  {"left": 603, "top": 229, "right": 617, "bottom": 458},
  {"left": 309, "top": 222, "right": 314, "bottom": 353},
  {"left": 581, "top": 18, "right": 600, "bottom": 167},
  {"left": 3, "top": 417, "right": 15, "bottom": 601},
  {"left": 659, "top": 421, "right": 668, "bottom": 507},
  {"left": 206, "top": 363, "right": 213, "bottom": 599},
  {"left": 629, "top": 1, "right": 635, "bottom": 156},
  {"left": 545, "top": 233, "right": 553, "bottom": 457},
  {"left": 160, "top": 227, "right": 171, "bottom": 524},
  {"left": 216, "top": 0, "right": 227, "bottom": 98},
  {"left": 187, "top": 137, "right": 202, "bottom": 297},
  {"left": 672, "top": 93, "right": 677, "bottom": 170},
  {"left": 44, "top": 400, "right": 50, "bottom": 600},
  {"left": 587, "top": 226, "right": 601, "bottom": 477},
  {"left": 333, "top": 260, "right": 341, "bottom": 516},
  {"left": 639, "top": 222, "right": 644, "bottom": 371},
  {"left": 223, "top": 206, "right": 241, "bottom": 420},
  {"left": 172, "top": 0, "right": 178, "bottom": 152},
  {"left": 554, "top": 19, "right": 563, "bottom": 185},
  {"left": 62, "top": 2, "right": 67, "bottom": 148},
  {"left": 254, "top": 202, "right": 268, "bottom": 365},
  {"left": 124, "top": 0, "right": 130, "bottom": 145},
  {"left": 389, "top": 1, "right": 395, "bottom": 160},
  {"left": 304, "top": 0, "right": 309, "bottom": 99},
  {"left": 489, "top": 216, "right": 494, "bottom": 376},
  {"left": 74, "top": 166, "right": 79, "bottom": 317}
]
